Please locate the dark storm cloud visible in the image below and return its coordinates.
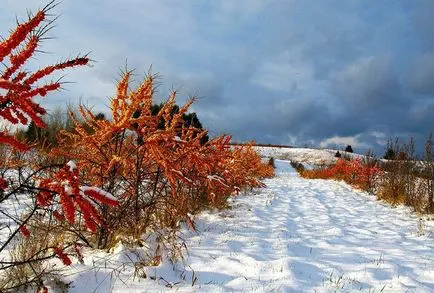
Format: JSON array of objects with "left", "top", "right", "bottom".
[
  {"left": 2, "top": 0, "right": 434, "bottom": 154},
  {"left": 411, "top": 53, "right": 434, "bottom": 95},
  {"left": 332, "top": 56, "right": 402, "bottom": 110}
]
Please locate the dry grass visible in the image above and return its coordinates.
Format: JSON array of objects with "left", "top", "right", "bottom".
[
  {"left": 0, "top": 215, "right": 71, "bottom": 292},
  {"left": 377, "top": 137, "right": 434, "bottom": 213}
]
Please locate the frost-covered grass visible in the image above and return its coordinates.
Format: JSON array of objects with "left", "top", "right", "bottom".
[{"left": 61, "top": 158, "right": 434, "bottom": 292}]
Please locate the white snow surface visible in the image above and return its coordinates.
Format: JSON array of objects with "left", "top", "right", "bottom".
[
  {"left": 65, "top": 158, "right": 434, "bottom": 293},
  {"left": 66, "top": 160, "right": 77, "bottom": 171},
  {"left": 254, "top": 146, "right": 365, "bottom": 166}
]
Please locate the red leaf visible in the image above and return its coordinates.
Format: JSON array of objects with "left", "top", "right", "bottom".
[
  {"left": 53, "top": 247, "right": 72, "bottom": 266},
  {"left": 0, "top": 178, "right": 8, "bottom": 190},
  {"left": 19, "top": 225, "right": 30, "bottom": 238}
]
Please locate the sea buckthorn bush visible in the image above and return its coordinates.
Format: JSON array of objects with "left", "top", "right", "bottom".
[
  {"left": 300, "top": 158, "right": 381, "bottom": 193},
  {"left": 0, "top": 3, "right": 273, "bottom": 291},
  {"left": 51, "top": 71, "right": 274, "bottom": 249}
]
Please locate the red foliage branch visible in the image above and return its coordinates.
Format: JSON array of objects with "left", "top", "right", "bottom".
[
  {"left": 36, "top": 162, "right": 118, "bottom": 232},
  {"left": 0, "top": 3, "right": 114, "bottom": 278},
  {"left": 0, "top": 178, "right": 7, "bottom": 191},
  {"left": 0, "top": 4, "right": 89, "bottom": 144},
  {"left": 52, "top": 247, "right": 72, "bottom": 266}
]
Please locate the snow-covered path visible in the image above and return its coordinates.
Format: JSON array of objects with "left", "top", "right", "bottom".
[{"left": 70, "top": 160, "right": 434, "bottom": 292}]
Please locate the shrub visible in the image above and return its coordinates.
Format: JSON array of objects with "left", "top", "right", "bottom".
[
  {"left": 268, "top": 157, "right": 276, "bottom": 168},
  {"left": 0, "top": 4, "right": 117, "bottom": 290},
  {"left": 345, "top": 145, "right": 353, "bottom": 153},
  {"left": 422, "top": 134, "right": 434, "bottom": 213},
  {"left": 383, "top": 148, "right": 396, "bottom": 160},
  {"left": 0, "top": 3, "right": 272, "bottom": 290},
  {"left": 300, "top": 158, "right": 381, "bottom": 192},
  {"left": 335, "top": 151, "right": 342, "bottom": 158},
  {"left": 5, "top": 13, "right": 431, "bottom": 293},
  {"left": 377, "top": 137, "right": 413, "bottom": 206},
  {"left": 290, "top": 161, "right": 305, "bottom": 173},
  {"left": 302, "top": 137, "right": 434, "bottom": 215},
  {"left": 51, "top": 72, "right": 273, "bottom": 251},
  {"left": 378, "top": 136, "right": 434, "bottom": 213}
]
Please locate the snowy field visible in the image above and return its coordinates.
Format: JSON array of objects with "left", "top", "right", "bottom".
[
  {"left": 254, "top": 146, "right": 365, "bottom": 166},
  {"left": 64, "top": 155, "right": 434, "bottom": 292}
]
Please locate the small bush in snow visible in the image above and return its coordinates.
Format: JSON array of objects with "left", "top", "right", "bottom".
[
  {"left": 290, "top": 161, "right": 305, "bottom": 173},
  {"left": 345, "top": 145, "right": 353, "bottom": 153},
  {"left": 268, "top": 157, "right": 276, "bottom": 168},
  {"left": 383, "top": 148, "right": 396, "bottom": 160}
]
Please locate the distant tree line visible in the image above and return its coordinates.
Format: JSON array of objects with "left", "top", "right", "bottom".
[{"left": 19, "top": 104, "right": 208, "bottom": 148}]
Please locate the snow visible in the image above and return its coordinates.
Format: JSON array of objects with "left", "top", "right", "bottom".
[
  {"left": 80, "top": 186, "right": 118, "bottom": 202},
  {"left": 255, "top": 146, "right": 365, "bottom": 166},
  {"left": 64, "top": 157, "right": 434, "bottom": 292},
  {"left": 66, "top": 160, "right": 77, "bottom": 171},
  {"left": 170, "top": 169, "right": 193, "bottom": 183},
  {"left": 0, "top": 194, "right": 33, "bottom": 260},
  {"left": 207, "top": 174, "right": 229, "bottom": 187}
]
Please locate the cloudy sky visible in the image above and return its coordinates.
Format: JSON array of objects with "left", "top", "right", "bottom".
[{"left": 2, "top": 0, "right": 434, "bottom": 154}]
